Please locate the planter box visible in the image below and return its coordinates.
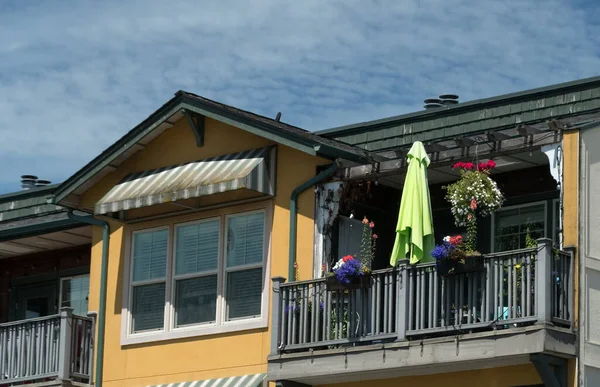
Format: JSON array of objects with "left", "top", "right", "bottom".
[
  {"left": 325, "top": 273, "right": 372, "bottom": 291},
  {"left": 437, "top": 255, "right": 485, "bottom": 277}
]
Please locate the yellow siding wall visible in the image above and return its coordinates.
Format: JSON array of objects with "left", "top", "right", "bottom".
[
  {"left": 320, "top": 364, "right": 541, "bottom": 387},
  {"left": 84, "top": 117, "right": 328, "bottom": 386},
  {"left": 562, "top": 130, "right": 580, "bottom": 387}
]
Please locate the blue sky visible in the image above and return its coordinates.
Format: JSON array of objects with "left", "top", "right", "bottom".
[{"left": 0, "top": 0, "right": 599, "bottom": 194}]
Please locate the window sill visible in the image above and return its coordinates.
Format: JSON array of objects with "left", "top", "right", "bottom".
[{"left": 120, "top": 318, "right": 267, "bottom": 346}]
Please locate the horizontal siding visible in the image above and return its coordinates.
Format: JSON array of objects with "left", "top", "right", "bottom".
[{"left": 330, "top": 85, "right": 600, "bottom": 152}]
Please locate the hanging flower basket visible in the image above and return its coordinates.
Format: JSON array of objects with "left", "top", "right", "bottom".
[
  {"left": 432, "top": 235, "right": 485, "bottom": 277},
  {"left": 444, "top": 160, "right": 504, "bottom": 253},
  {"left": 325, "top": 217, "right": 376, "bottom": 291},
  {"left": 325, "top": 272, "right": 372, "bottom": 290},
  {"left": 437, "top": 255, "right": 485, "bottom": 277}
]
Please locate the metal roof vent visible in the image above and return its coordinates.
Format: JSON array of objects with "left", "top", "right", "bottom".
[
  {"left": 20, "top": 175, "right": 51, "bottom": 190},
  {"left": 424, "top": 98, "right": 444, "bottom": 109},
  {"left": 439, "top": 94, "right": 459, "bottom": 105},
  {"left": 424, "top": 94, "right": 460, "bottom": 109},
  {"left": 21, "top": 175, "right": 38, "bottom": 190}
]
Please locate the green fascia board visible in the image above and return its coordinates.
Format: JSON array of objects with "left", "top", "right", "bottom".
[
  {"left": 316, "top": 75, "right": 600, "bottom": 137},
  {"left": 0, "top": 184, "right": 58, "bottom": 205},
  {"left": 53, "top": 92, "right": 364, "bottom": 205},
  {"left": 0, "top": 205, "right": 65, "bottom": 223},
  {"left": 0, "top": 217, "right": 84, "bottom": 243},
  {"left": 0, "top": 195, "right": 59, "bottom": 213}
]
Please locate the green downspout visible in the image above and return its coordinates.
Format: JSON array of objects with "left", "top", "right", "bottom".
[
  {"left": 67, "top": 210, "right": 109, "bottom": 387},
  {"left": 288, "top": 164, "right": 337, "bottom": 280}
]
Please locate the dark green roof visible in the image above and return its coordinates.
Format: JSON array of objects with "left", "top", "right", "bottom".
[
  {"left": 0, "top": 184, "right": 85, "bottom": 238},
  {"left": 317, "top": 75, "right": 600, "bottom": 152}
]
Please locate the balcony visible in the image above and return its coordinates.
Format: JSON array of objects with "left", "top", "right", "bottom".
[
  {"left": 0, "top": 308, "right": 94, "bottom": 387},
  {"left": 268, "top": 240, "right": 576, "bottom": 385}
]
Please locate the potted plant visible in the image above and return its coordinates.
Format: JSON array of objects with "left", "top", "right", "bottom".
[
  {"left": 444, "top": 160, "right": 504, "bottom": 258},
  {"left": 326, "top": 217, "right": 377, "bottom": 290},
  {"left": 431, "top": 234, "right": 485, "bottom": 276}
]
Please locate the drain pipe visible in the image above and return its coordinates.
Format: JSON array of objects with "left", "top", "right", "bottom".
[
  {"left": 67, "top": 210, "right": 109, "bottom": 387},
  {"left": 289, "top": 164, "right": 337, "bottom": 280}
]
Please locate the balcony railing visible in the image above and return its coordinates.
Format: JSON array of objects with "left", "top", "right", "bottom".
[
  {"left": 0, "top": 308, "right": 95, "bottom": 386},
  {"left": 270, "top": 239, "right": 574, "bottom": 354}
]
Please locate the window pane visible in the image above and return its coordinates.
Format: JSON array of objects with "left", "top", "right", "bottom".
[
  {"left": 61, "top": 275, "right": 90, "bottom": 316},
  {"left": 175, "top": 276, "right": 217, "bottom": 327},
  {"left": 175, "top": 221, "right": 219, "bottom": 275},
  {"left": 494, "top": 204, "right": 545, "bottom": 252},
  {"left": 132, "top": 283, "right": 165, "bottom": 332},
  {"left": 133, "top": 229, "right": 168, "bottom": 282},
  {"left": 226, "top": 213, "right": 265, "bottom": 268},
  {"left": 226, "top": 268, "right": 262, "bottom": 320}
]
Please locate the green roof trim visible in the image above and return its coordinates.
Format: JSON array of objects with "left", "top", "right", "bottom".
[
  {"left": 52, "top": 91, "right": 368, "bottom": 205},
  {"left": 317, "top": 75, "right": 600, "bottom": 152},
  {"left": 0, "top": 215, "right": 83, "bottom": 243}
]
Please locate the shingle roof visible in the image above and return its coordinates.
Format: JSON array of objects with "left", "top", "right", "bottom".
[{"left": 317, "top": 75, "right": 600, "bottom": 152}]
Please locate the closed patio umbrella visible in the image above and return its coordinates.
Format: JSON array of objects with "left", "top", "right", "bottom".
[{"left": 390, "top": 141, "right": 435, "bottom": 266}]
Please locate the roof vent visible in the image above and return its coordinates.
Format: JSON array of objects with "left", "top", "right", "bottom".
[
  {"left": 21, "top": 175, "right": 38, "bottom": 190},
  {"left": 20, "top": 175, "right": 51, "bottom": 190},
  {"left": 424, "top": 94, "right": 460, "bottom": 109},
  {"left": 35, "top": 179, "right": 52, "bottom": 187}
]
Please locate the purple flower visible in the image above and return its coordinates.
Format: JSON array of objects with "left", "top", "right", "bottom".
[
  {"left": 319, "top": 301, "right": 324, "bottom": 310},
  {"left": 334, "top": 258, "right": 365, "bottom": 284},
  {"left": 431, "top": 241, "right": 456, "bottom": 261},
  {"left": 285, "top": 305, "right": 296, "bottom": 313}
]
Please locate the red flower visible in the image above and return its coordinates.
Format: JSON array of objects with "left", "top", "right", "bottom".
[
  {"left": 342, "top": 255, "right": 354, "bottom": 262},
  {"left": 362, "top": 217, "right": 369, "bottom": 225},
  {"left": 293, "top": 262, "right": 299, "bottom": 269},
  {"left": 369, "top": 221, "right": 375, "bottom": 228},
  {"left": 477, "top": 160, "right": 497, "bottom": 171},
  {"left": 470, "top": 198, "right": 477, "bottom": 210},
  {"left": 452, "top": 161, "right": 476, "bottom": 170},
  {"left": 372, "top": 233, "right": 379, "bottom": 239},
  {"left": 448, "top": 235, "right": 462, "bottom": 246},
  {"left": 321, "top": 263, "right": 326, "bottom": 272}
]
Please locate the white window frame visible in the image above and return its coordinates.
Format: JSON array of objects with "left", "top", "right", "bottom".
[
  {"left": 170, "top": 216, "right": 221, "bottom": 330},
  {"left": 59, "top": 274, "right": 90, "bottom": 316},
  {"left": 127, "top": 225, "right": 170, "bottom": 337},
  {"left": 121, "top": 204, "right": 272, "bottom": 345},
  {"left": 490, "top": 201, "right": 548, "bottom": 253}
]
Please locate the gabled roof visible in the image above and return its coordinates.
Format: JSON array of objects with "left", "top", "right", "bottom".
[
  {"left": 52, "top": 91, "right": 370, "bottom": 206},
  {"left": 317, "top": 75, "right": 600, "bottom": 153}
]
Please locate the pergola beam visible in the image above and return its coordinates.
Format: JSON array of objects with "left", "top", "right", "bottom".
[{"left": 335, "top": 131, "right": 560, "bottom": 181}]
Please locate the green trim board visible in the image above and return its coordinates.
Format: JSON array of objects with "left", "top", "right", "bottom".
[
  {"left": 52, "top": 91, "right": 369, "bottom": 207},
  {"left": 0, "top": 217, "right": 84, "bottom": 243},
  {"left": 317, "top": 75, "right": 600, "bottom": 152}
]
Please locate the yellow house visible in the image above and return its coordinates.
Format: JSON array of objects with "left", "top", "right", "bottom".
[
  {"left": 48, "top": 91, "right": 366, "bottom": 387},
  {"left": 32, "top": 77, "right": 600, "bottom": 387}
]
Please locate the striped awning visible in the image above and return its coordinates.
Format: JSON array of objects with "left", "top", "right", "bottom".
[
  {"left": 146, "top": 373, "right": 266, "bottom": 387},
  {"left": 95, "top": 147, "right": 275, "bottom": 214}
]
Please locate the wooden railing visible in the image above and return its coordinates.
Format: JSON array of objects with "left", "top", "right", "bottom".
[
  {"left": 0, "top": 308, "right": 94, "bottom": 386},
  {"left": 270, "top": 239, "right": 574, "bottom": 354}
]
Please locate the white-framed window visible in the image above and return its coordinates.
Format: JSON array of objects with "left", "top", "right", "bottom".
[
  {"left": 122, "top": 206, "right": 270, "bottom": 345},
  {"left": 491, "top": 202, "right": 547, "bottom": 252},
  {"left": 59, "top": 274, "right": 90, "bottom": 317}
]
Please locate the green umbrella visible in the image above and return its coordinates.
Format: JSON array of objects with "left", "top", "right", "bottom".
[{"left": 390, "top": 141, "right": 435, "bottom": 266}]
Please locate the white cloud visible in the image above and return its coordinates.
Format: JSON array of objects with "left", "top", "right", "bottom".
[{"left": 0, "top": 0, "right": 598, "bottom": 192}]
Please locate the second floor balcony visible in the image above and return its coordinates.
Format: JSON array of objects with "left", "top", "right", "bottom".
[
  {"left": 268, "top": 239, "right": 575, "bottom": 385},
  {"left": 0, "top": 308, "right": 94, "bottom": 387}
]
